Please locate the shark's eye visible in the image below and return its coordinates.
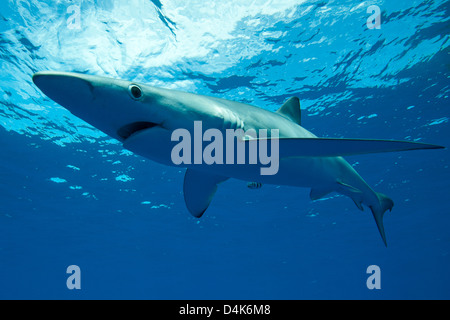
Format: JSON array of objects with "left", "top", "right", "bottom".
[{"left": 128, "top": 84, "right": 143, "bottom": 100}]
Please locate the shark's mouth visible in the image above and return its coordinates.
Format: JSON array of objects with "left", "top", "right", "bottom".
[{"left": 117, "top": 121, "right": 159, "bottom": 141}]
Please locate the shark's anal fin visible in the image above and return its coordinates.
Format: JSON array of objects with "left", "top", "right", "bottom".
[
  {"left": 276, "top": 97, "right": 301, "bottom": 125},
  {"left": 336, "top": 180, "right": 365, "bottom": 209},
  {"left": 353, "top": 199, "right": 364, "bottom": 211},
  {"left": 183, "top": 169, "right": 229, "bottom": 218}
]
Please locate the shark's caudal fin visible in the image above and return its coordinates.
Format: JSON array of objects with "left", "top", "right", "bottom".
[
  {"left": 369, "top": 192, "right": 394, "bottom": 247},
  {"left": 335, "top": 180, "right": 392, "bottom": 246}
]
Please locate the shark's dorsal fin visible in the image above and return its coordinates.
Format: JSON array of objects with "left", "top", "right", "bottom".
[
  {"left": 183, "top": 169, "right": 229, "bottom": 218},
  {"left": 276, "top": 97, "right": 301, "bottom": 125}
]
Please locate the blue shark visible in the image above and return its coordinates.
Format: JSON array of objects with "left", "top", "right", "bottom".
[{"left": 33, "top": 71, "right": 444, "bottom": 246}]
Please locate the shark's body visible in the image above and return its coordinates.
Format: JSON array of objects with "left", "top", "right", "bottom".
[{"left": 33, "top": 71, "right": 443, "bottom": 246}]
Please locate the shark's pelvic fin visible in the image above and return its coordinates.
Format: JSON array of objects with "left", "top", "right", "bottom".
[
  {"left": 369, "top": 192, "right": 394, "bottom": 247},
  {"left": 183, "top": 169, "right": 228, "bottom": 218},
  {"left": 276, "top": 97, "right": 302, "bottom": 125},
  {"left": 247, "top": 137, "right": 444, "bottom": 158}
]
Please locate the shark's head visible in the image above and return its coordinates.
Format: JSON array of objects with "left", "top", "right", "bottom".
[{"left": 32, "top": 71, "right": 191, "bottom": 143}]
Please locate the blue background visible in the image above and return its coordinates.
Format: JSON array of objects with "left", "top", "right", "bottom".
[{"left": 0, "top": 0, "right": 449, "bottom": 299}]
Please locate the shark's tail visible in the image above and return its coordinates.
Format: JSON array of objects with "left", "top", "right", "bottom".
[{"left": 369, "top": 192, "right": 394, "bottom": 247}]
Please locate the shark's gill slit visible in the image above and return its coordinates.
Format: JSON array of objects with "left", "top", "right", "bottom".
[{"left": 117, "top": 121, "right": 158, "bottom": 140}]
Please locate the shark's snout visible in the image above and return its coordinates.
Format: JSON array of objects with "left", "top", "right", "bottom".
[
  {"left": 32, "top": 71, "right": 166, "bottom": 142},
  {"left": 33, "top": 71, "right": 95, "bottom": 109}
]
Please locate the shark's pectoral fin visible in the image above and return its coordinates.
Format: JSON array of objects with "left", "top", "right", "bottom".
[
  {"left": 310, "top": 187, "right": 333, "bottom": 201},
  {"left": 247, "top": 138, "right": 444, "bottom": 158},
  {"left": 183, "top": 169, "right": 229, "bottom": 218}
]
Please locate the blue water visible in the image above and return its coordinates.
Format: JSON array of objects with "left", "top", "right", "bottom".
[{"left": 1, "top": 0, "right": 449, "bottom": 299}]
